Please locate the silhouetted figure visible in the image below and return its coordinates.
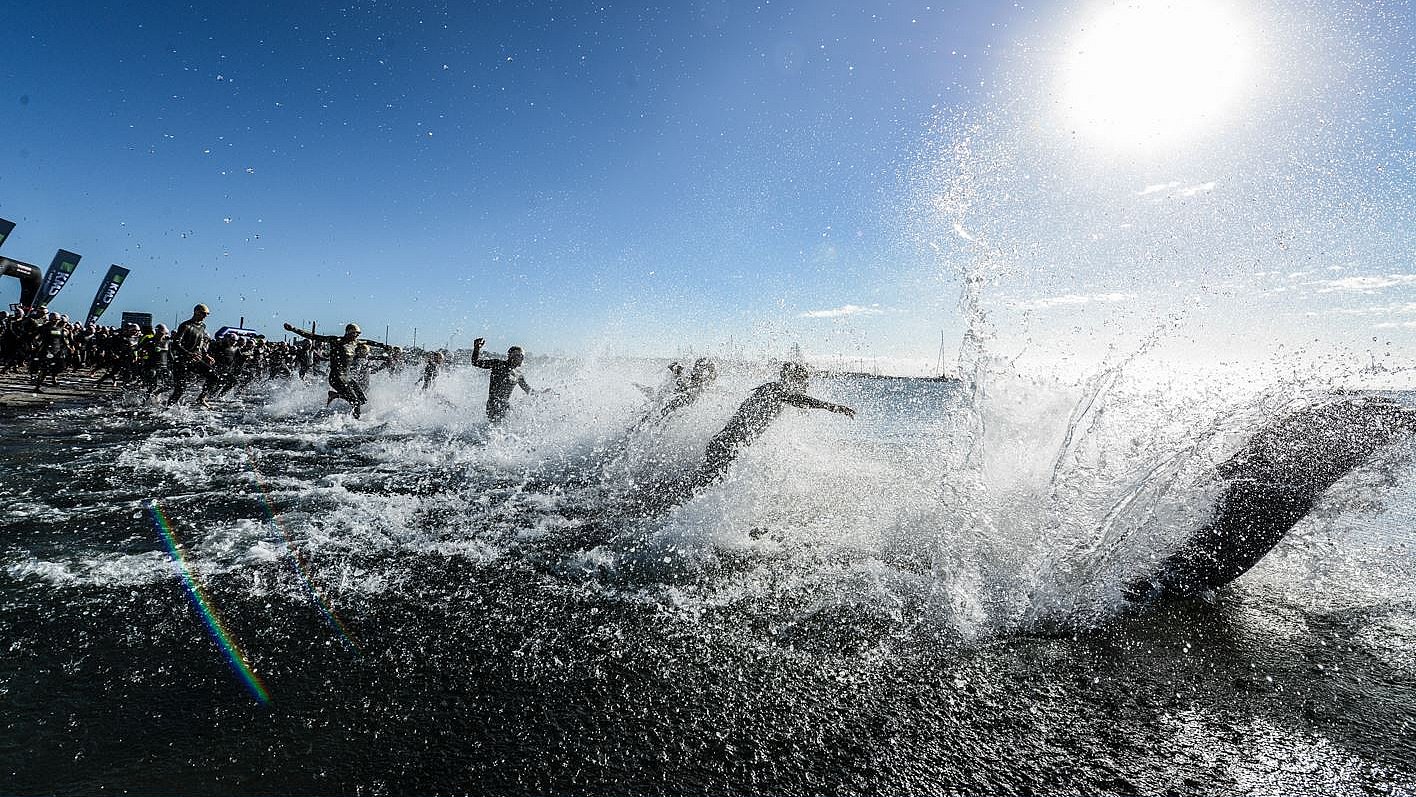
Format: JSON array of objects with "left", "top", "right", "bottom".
[
  {"left": 470, "top": 337, "right": 532, "bottom": 423},
  {"left": 632, "top": 357, "right": 719, "bottom": 432},
  {"left": 692, "top": 362, "right": 855, "bottom": 489},
  {"left": 169, "top": 304, "right": 220, "bottom": 407},
  {"left": 284, "top": 322, "right": 391, "bottom": 418},
  {"left": 1128, "top": 395, "right": 1416, "bottom": 600}
]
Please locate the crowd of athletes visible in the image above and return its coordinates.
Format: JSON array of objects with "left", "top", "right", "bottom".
[{"left": 0, "top": 303, "right": 416, "bottom": 408}]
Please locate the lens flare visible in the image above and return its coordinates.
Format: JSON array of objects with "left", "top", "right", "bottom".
[
  {"left": 245, "top": 446, "right": 363, "bottom": 656},
  {"left": 148, "top": 500, "right": 270, "bottom": 704}
]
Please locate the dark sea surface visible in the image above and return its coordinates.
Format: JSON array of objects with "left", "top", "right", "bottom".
[{"left": 2, "top": 363, "right": 1414, "bottom": 795}]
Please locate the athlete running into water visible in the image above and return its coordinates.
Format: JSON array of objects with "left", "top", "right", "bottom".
[
  {"left": 470, "top": 337, "right": 532, "bottom": 423},
  {"left": 420, "top": 351, "right": 445, "bottom": 390},
  {"left": 169, "top": 304, "right": 220, "bottom": 407},
  {"left": 690, "top": 362, "right": 855, "bottom": 490},
  {"left": 283, "top": 322, "right": 392, "bottom": 418}
]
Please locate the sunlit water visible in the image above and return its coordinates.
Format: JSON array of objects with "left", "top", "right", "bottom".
[{"left": 2, "top": 362, "right": 1413, "bottom": 794}]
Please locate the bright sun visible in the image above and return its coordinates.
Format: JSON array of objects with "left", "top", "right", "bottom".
[{"left": 1060, "top": 0, "right": 1254, "bottom": 149}]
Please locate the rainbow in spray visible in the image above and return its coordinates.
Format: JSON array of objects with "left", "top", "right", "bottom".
[
  {"left": 245, "top": 446, "right": 362, "bottom": 655},
  {"left": 148, "top": 500, "right": 270, "bottom": 704}
]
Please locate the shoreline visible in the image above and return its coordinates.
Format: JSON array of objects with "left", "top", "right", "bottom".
[{"left": 0, "top": 371, "right": 123, "bottom": 408}]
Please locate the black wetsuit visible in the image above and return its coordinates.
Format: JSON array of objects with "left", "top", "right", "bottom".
[
  {"left": 170, "top": 318, "right": 219, "bottom": 404},
  {"left": 297, "top": 343, "right": 316, "bottom": 380},
  {"left": 288, "top": 327, "right": 389, "bottom": 415},
  {"left": 95, "top": 333, "right": 140, "bottom": 386},
  {"left": 32, "top": 322, "right": 73, "bottom": 390},
  {"left": 326, "top": 338, "right": 365, "bottom": 405},
  {"left": 420, "top": 358, "right": 441, "bottom": 390},
  {"left": 693, "top": 381, "right": 840, "bottom": 487},
  {"left": 139, "top": 334, "right": 172, "bottom": 392},
  {"left": 471, "top": 352, "right": 531, "bottom": 422}
]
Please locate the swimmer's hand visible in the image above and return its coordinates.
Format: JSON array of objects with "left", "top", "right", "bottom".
[
  {"left": 833, "top": 404, "right": 856, "bottom": 419},
  {"left": 282, "top": 322, "right": 295, "bottom": 332}
]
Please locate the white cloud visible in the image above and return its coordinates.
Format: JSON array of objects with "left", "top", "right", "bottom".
[
  {"left": 1010, "top": 292, "right": 1137, "bottom": 310},
  {"left": 799, "top": 303, "right": 885, "bottom": 319},
  {"left": 1306, "top": 302, "right": 1416, "bottom": 318},
  {"left": 1172, "top": 181, "right": 1217, "bottom": 196},
  {"left": 1309, "top": 274, "right": 1416, "bottom": 294},
  {"left": 1138, "top": 181, "right": 1181, "bottom": 196},
  {"left": 1136, "top": 180, "right": 1215, "bottom": 198}
]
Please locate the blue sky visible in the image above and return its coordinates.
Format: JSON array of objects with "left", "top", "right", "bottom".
[{"left": 2, "top": 0, "right": 1412, "bottom": 373}]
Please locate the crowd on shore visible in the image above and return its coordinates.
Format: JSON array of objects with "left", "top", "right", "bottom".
[
  {"left": 0, "top": 304, "right": 412, "bottom": 407},
  {"left": 2, "top": 301, "right": 857, "bottom": 502}
]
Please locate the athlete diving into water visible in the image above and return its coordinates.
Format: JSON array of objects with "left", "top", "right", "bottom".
[
  {"left": 630, "top": 357, "right": 719, "bottom": 433},
  {"left": 283, "top": 322, "right": 392, "bottom": 418},
  {"left": 690, "top": 362, "right": 855, "bottom": 490}
]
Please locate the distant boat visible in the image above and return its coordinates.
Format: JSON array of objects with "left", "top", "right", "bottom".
[{"left": 935, "top": 329, "right": 963, "bottom": 382}]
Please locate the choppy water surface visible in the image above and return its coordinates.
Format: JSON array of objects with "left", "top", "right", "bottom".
[{"left": 2, "top": 362, "right": 1414, "bottom": 795}]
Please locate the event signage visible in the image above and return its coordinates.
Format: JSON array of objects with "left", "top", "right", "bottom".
[
  {"left": 84, "top": 265, "right": 131, "bottom": 326},
  {"left": 37, "top": 250, "right": 82, "bottom": 304}
]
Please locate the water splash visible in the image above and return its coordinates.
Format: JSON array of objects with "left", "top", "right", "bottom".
[
  {"left": 148, "top": 500, "right": 270, "bottom": 704},
  {"left": 244, "top": 445, "right": 363, "bottom": 656}
]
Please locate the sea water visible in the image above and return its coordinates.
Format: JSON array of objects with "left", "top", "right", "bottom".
[{"left": 1, "top": 360, "right": 1413, "bottom": 794}]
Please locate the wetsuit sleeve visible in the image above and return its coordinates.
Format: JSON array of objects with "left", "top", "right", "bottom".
[
  {"left": 364, "top": 340, "right": 392, "bottom": 351},
  {"left": 470, "top": 350, "right": 496, "bottom": 369},
  {"left": 288, "top": 326, "right": 337, "bottom": 344},
  {"left": 783, "top": 393, "right": 838, "bottom": 412},
  {"left": 519, "top": 376, "right": 532, "bottom": 394}
]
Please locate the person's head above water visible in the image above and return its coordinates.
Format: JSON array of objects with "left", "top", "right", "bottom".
[
  {"left": 780, "top": 361, "right": 809, "bottom": 385},
  {"left": 690, "top": 357, "right": 718, "bottom": 385},
  {"left": 344, "top": 323, "right": 361, "bottom": 339},
  {"left": 193, "top": 304, "right": 210, "bottom": 319},
  {"left": 507, "top": 346, "right": 525, "bottom": 366}
]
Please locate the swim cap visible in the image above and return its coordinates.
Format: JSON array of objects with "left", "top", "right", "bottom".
[{"left": 780, "top": 362, "right": 809, "bottom": 381}]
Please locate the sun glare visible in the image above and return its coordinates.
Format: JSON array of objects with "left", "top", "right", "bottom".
[{"left": 1060, "top": 0, "right": 1253, "bottom": 149}]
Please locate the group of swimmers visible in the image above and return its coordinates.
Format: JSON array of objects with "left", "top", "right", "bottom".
[
  {"left": 287, "top": 307, "right": 861, "bottom": 493},
  {"left": 5, "top": 301, "right": 859, "bottom": 495}
]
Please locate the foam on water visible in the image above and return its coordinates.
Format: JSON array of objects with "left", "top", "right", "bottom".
[{"left": 5, "top": 343, "right": 1414, "bottom": 651}]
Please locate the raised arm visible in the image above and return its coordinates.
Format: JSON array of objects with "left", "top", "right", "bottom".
[
  {"left": 784, "top": 393, "right": 856, "bottom": 418},
  {"left": 470, "top": 337, "right": 495, "bottom": 369}
]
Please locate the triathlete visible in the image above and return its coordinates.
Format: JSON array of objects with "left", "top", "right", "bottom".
[{"left": 470, "top": 337, "right": 533, "bottom": 423}]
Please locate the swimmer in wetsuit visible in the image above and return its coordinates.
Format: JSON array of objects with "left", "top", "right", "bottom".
[
  {"left": 169, "top": 304, "right": 221, "bottom": 407},
  {"left": 630, "top": 357, "right": 719, "bottom": 433},
  {"left": 470, "top": 337, "right": 532, "bottom": 423},
  {"left": 420, "top": 351, "right": 445, "bottom": 390},
  {"left": 691, "top": 361, "right": 855, "bottom": 489},
  {"left": 283, "top": 322, "right": 392, "bottom": 418}
]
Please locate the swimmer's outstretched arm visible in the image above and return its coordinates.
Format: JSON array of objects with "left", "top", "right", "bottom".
[
  {"left": 784, "top": 394, "right": 857, "bottom": 418},
  {"left": 283, "top": 323, "right": 336, "bottom": 343},
  {"left": 518, "top": 376, "right": 533, "bottom": 394}
]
